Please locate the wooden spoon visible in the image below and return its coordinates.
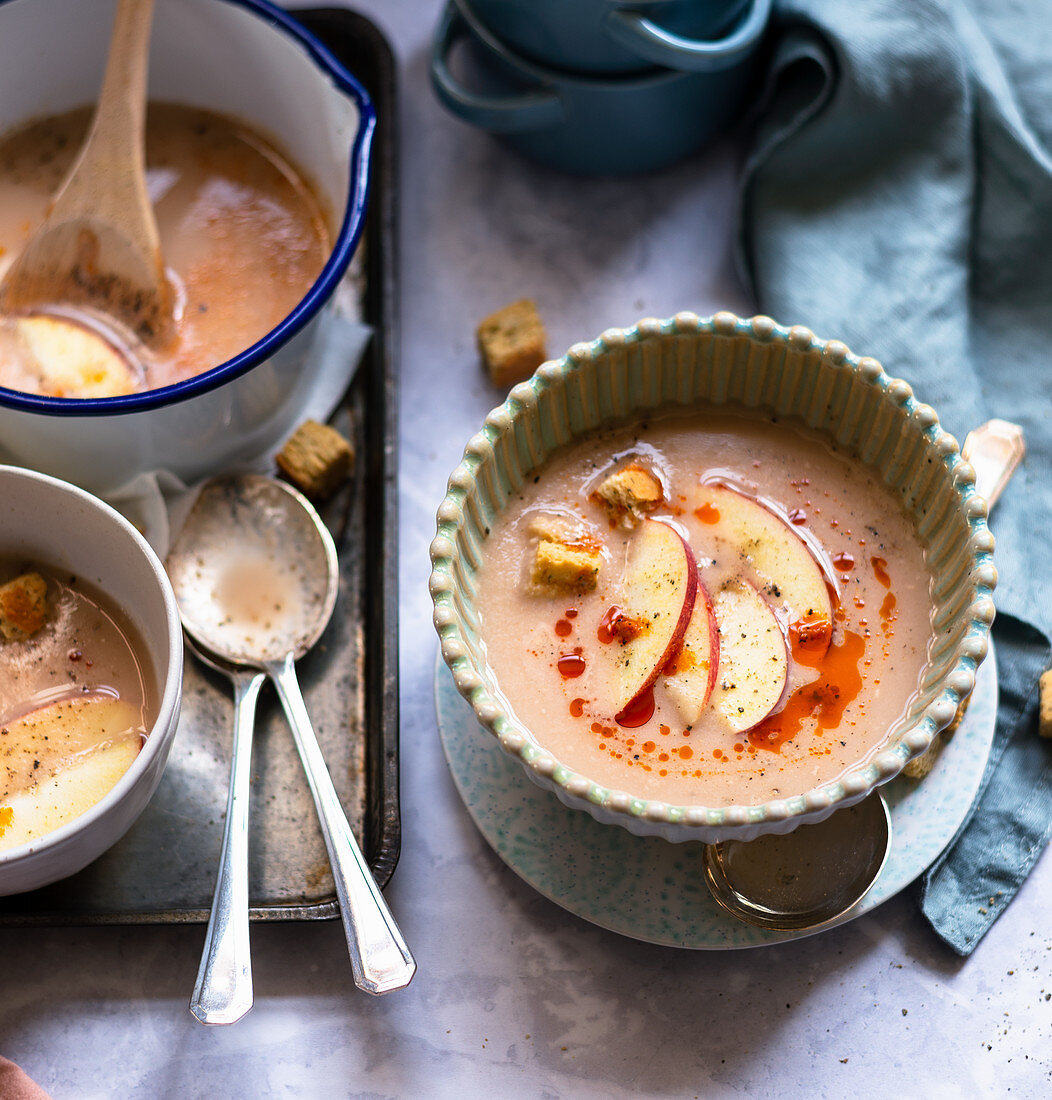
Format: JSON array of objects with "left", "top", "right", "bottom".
[{"left": 0, "top": 0, "right": 172, "bottom": 345}]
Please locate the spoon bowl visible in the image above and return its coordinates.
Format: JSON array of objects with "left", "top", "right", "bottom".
[
  {"left": 167, "top": 474, "right": 415, "bottom": 997},
  {"left": 702, "top": 792, "right": 892, "bottom": 931}
]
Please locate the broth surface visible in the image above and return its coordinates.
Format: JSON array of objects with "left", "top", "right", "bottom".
[
  {"left": 476, "top": 412, "right": 933, "bottom": 807},
  {"left": 0, "top": 103, "right": 330, "bottom": 395},
  {"left": 0, "top": 561, "right": 154, "bottom": 849}
]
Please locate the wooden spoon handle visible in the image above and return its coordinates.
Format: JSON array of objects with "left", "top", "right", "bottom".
[
  {"left": 962, "top": 419, "right": 1025, "bottom": 509},
  {"left": 51, "top": 0, "right": 155, "bottom": 231}
]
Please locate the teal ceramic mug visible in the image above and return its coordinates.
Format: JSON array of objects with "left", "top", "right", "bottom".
[
  {"left": 430, "top": 0, "right": 766, "bottom": 175},
  {"left": 469, "top": 0, "right": 760, "bottom": 74}
]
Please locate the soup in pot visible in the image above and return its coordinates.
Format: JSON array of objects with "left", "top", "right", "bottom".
[{"left": 0, "top": 102, "right": 330, "bottom": 397}]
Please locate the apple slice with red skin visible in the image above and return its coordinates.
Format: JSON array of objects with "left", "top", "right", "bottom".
[
  {"left": 691, "top": 482, "right": 837, "bottom": 657},
  {"left": 611, "top": 518, "right": 697, "bottom": 719},
  {"left": 711, "top": 579, "right": 790, "bottom": 734},
  {"left": 663, "top": 578, "right": 719, "bottom": 727}
]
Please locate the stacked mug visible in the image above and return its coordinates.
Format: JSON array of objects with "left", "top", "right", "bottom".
[{"left": 430, "top": 0, "right": 772, "bottom": 175}]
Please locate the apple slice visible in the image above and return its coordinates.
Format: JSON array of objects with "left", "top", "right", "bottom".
[
  {"left": 0, "top": 695, "right": 142, "bottom": 851},
  {"left": 710, "top": 579, "right": 790, "bottom": 734},
  {"left": 663, "top": 579, "right": 719, "bottom": 727},
  {"left": 6, "top": 314, "right": 140, "bottom": 398},
  {"left": 691, "top": 482, "right": 836, "bottom": 656},
  {"left": 610, "top": 518, "right": 697, "bottom": 718}
]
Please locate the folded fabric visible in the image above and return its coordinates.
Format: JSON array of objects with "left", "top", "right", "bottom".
[{"left": 737, "top": 0, "right": 1052, "bottom": 952}]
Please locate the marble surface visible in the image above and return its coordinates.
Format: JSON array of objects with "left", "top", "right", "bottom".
[{"left": 1, "top": 2, "right": 1049, "bottom": 1097}]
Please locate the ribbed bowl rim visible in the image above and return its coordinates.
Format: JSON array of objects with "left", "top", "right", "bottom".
[{"left": 429, "top": 312, "right": 996, "bottom": 841}]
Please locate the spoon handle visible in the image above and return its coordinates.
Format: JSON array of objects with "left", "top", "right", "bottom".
[
  {"left": 189, "top": 669, "right": 265, "bottom": 1025},
  {"left": 269, "top": 655, "right": 417, "bottom": 995}
]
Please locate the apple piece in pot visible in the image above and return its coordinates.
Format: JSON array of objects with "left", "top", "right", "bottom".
[
  {"left": 611, "top": 518, "right": 697, "bottom": 719},
  {"left": 663, "top": 579, "right": 719, "bottom": 727},
  {"left": 1, "top": 314, "right": 140, "bottom": 398},
  {"left": 710, "top": 579, "right": 790, "bottom": 734},
  {"left": 691, "top": 482, "right": 836, "bottom": 657}
]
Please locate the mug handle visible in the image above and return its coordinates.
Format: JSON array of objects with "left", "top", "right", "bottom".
[
  {"left": 430, "top": 4, "right": 563, "bottom": 134},
  {"left": 603, "top": 0, "right": 772, "bottom": 73}
]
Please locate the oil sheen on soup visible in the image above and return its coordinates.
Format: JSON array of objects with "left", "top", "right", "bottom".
[
  {"left": 0, "top": 561, "right": 155, "bottom": 850},
  {"left": 0, "top": 103, "right": 330, "bottom": 397},
  {"left": 475, "top": 413, "right": 933, "bottom": 807}
]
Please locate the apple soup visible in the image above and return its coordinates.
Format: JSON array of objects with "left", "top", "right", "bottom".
[
  {"left": 0, "top": 102, "right": 330, "bottom": 397},
  {"left": 475, "top": 412, "right": 933, "bottom": 807},
  {"left": 0, "top": 560, "right": 154, "bottom": 850}
]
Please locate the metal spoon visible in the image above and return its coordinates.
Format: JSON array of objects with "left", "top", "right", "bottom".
[
  {"left": 166, "top": 473, "right": 416, "bottom": 996},
  {"left": 180, "top": 633, "right": 265, "bottom": 1026},
  {"left": 701, "top": 419, "right": 1024, "bottom": 932}
]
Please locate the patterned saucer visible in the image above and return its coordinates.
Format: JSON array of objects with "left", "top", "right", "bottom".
[{"left": 435, "top": 643, "right": 999, "bottom": 949}]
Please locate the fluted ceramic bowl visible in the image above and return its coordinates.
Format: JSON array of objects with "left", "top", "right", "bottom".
[{"left": 430, "top": 312, "right": 996, "bottom": 844}]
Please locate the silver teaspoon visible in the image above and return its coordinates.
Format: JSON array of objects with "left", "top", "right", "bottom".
[
  {"left": 166, "top": 473, "right": 416, "bottom": 997},
  {"left": 701, "top": 418, "right": 1024, "bottom": 932},
  {"left": 178, "top": 632, "right": 265, "bottom": 1025}
]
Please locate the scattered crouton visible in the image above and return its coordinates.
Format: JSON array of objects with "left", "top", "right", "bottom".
[
  {"left": 477, "top": 299, "right": 548, "bottom": 389},
  {"left": 0, "top": 572, "right": 49, "bottom": 641},
  {"left": 591, "top": 463, "right": 664, "bottom": 527},
  {"left": 528, "top": 539, "right": 601, "bottom": 598},
  {"left": 276, "top": 419, "right": 355, "bottom": 500},
  {"left": 1040, "top": 670, "right": 1052, "bottom": 739}
]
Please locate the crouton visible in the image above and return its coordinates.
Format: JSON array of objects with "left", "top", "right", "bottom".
[
  {"left": 1040, "top": 670, "right": 1052, "bottom": 738},
  {"left": 528, "top": 539, "right": 601, "bottom": 597},
  {"left": 276, "top": 419, "right": 355, "bottom": 500},
  {"left": 591, "top": 463, "right": 664, "bottom": 527},
  {"left": 477, "top": 299, "right": 548, "bottom": 389},
  {"left": 0, "top": 572, "right": 49, "bottom": 641}
]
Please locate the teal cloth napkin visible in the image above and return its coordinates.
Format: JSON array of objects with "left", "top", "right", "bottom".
[{"left": 737, "top": 0, "right": 1052, "bottom": 953}]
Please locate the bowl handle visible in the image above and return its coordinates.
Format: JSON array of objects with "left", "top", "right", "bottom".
[
  {"left": 430, "top": 4, "right": 563, "bottom": 134},
  {"left": 603, "top": 0, "right": 772, "bottom": 73}
]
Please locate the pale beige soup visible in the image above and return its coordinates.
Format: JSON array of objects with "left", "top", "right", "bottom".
[
  {"left": 0, "top": 561, "right": 154, "bottom": 850},
  {"left": 476, "top": 412, "right": 933, "bottom": 807},
  {"left": 0, "top": 103, "right": 329, "bottom": 396}
]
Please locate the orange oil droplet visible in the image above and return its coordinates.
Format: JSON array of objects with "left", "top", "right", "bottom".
[
  {"left": 694, "top": 502, "right": 720, "bottom": 524},
  {"left": 788, "top": 508, "right": 808, "bottom": 525},
  {"left": 554, "top": 618, "right": 573, "bottom": 637},
  {"left": 832, "top": 551, "right": 855, "bottom": 572},
  {"left": 557, "top": 654, "right": 586, "bottom": 678},
  {"left": 879, "top": 591, "right": 898, "bottom": 632},
  {"left": 750, "top": 628, "right": 867, "bottom": 752},
  {"left": 616, "top": 687, "right": 655, "bottom": 728},
  {"left": 569, "top": 697, "right": 585, "bottom": 717},
  {"left": 565, "top": 608, "right": 578, "bottom": 619},
  {"left": 790, "top": 616, "right": 833, "bottom": 656},
  {"left": 871, "top": 556, "right": 891, "bottom": 587}
]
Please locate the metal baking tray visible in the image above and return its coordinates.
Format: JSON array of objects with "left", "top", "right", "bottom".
[{"left": 0, "top": 8, "right": 401, "bottom": 925}]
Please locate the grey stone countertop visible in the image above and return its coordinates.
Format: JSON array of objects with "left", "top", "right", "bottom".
[{"left": 1, "top": 2, "right": 1047, "bottom": 1097}]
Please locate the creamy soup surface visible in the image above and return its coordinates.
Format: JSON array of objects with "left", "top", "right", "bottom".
[
  {"left": 0, "top": 561, "right": 154, "bottom": 850},
  {"left": 475, "top": 412, "right": 934, "bottom": 807},
  {"left": 0, "top": 103, "right": 330, "bottom": 396}
]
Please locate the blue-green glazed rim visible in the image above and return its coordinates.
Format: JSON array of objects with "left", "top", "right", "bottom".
[{"left": 429, "top": 312, "right": 996, "bottom": 843}]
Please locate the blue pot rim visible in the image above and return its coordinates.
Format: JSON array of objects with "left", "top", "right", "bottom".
[
  {"left": 0, "top": 0, "right": 376, "bottom": 418},
  {"left": 450, "top": 0, "right": 758, "bottom": 88}
]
